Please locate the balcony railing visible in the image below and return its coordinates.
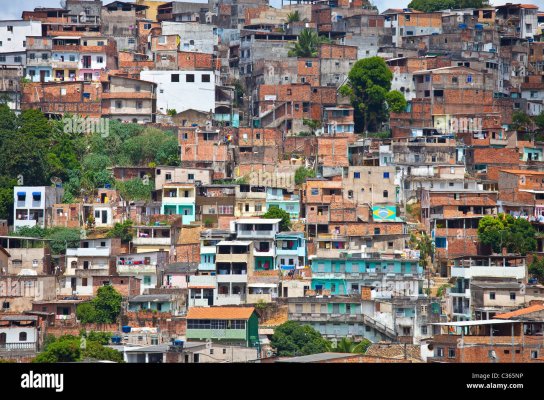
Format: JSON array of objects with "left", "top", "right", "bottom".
[
  {"left": 237, "top": 230, "right": 275, "bottom": 238},
  {"left": 0, "top": 342, "right": 37, "bottom": 351}
]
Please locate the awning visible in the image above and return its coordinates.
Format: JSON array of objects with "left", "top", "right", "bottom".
[
  {"left": 17, "top": 192, "right": 26, "bottom": 196},
  {"left": 280, "top": 265, "right": 295, "bottom": 270},
  {"left": 32, "top": 192, "right": 41, "bottom": 196}
]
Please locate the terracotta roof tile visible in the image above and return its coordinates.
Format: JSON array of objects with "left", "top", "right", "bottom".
[
  {"left": 187, "top": 306, "right": 255, "bottom": 320},
  {"left": 494, "top": 304, "right": 544, "bottom": 319}
]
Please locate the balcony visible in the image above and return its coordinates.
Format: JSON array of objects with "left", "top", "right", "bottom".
[
  {"left": 27, "top": 58, "right": 51, "bottom": 67},
  {"left": 188, "top": 275, "right": 217, "bottom": 287},
  {"left": 52, "top": 61, "right": 79, "bottom": 69},
  {"left": 216, "top": 253, "right": 250, "bottom": 263},
  {"left": 66, "top": 248, "right": 110, "bottom": 257},
  {"left": 253, "top": 248, "right": 275, "bottom": 257},
  {"left": 132, "top": 237, "right": 171, "bottom": 246},
  {"left": 215, "top": 293, "right": 245, "bottom": 305},
  {"left": 237, "top": 230, "right": 275, "bottom": 239},
  {"left": 449, "top": 289, "right": 470, "bottom": 298},
  {"left": 188, "top": 298, "right": 210, "bottom": 307},
  {"left": 0, "top": 343, "right": 37, "bottom": 352},
  {"left": 75, "top": 268, "right": 109, "bottom": 277},
  {"left": 200, "top": 245, "right": 216, "bottom": 254},
  {"left": 117, "top": 264, "right": 157, "bottom": 275},
  {"left": 451, "top": 266, "right": 526, "bottom": 280},
  {"left": 52, "top": 45, "right": 81, "bottom": 52},
  {"left": 216, "top": 273, "right": 248, "bottom": 283}
]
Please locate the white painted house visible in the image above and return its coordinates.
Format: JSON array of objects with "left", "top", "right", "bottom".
[
  {"left": 140, "top": 70, "right": 215, "bottom": 114},
  {"left": 13, "top": 186, "right": 64, "bottom": 230},
  {"left": 0, "top": 20, "right": 42, "bottom": 66}
]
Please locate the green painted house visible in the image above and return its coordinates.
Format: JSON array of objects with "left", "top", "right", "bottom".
[{"left": 186, "top": 307, "right": 259, "bottom": 347}]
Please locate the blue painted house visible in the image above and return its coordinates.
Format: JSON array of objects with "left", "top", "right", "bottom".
[
  {"left": 310, "top": 253, "right": 423, "bottom": 298},
  {"left": 275, "top": 232, "right": 306, "bottom": 272}
]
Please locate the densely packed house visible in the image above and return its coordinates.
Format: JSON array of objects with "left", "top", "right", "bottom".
[{"left": 2, "top": 0, "right": 544, "bottom": 363}]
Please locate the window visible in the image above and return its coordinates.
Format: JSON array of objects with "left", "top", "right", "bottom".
[
  {"left": 97, "top": 56, "right": 103, "bottom": 63},
  {"left": 14, "top": 56, "right": 22, "bottom": 63},
  {"left": 29, "top": 53, "right": 35, "bottom": 60},
  {"left": 467, "top": 75, "right": 472, "bottom": 83},
  {"left": 210, "top": 349, "right": 214, "bottom": 355},
  {"left": 19, "top": 332, "right": 27, "bottom": 342},
  {"left": 223, "top": 348, "right": 227, "bottom": 354},
  {"left": 171, "top": 74, "right": 180, "bottom": 82},
  {"left": 144, "top": 276, "right": 151, "bottom": 285},
  {"left": 2, "top": 301, "right": 9, "bottom": 310},
  {"left": 0, "top": 56, "right": 5, "bottom": 62},
  {"left": 531, "top": 351, "right": 538, "bottom": 359},
  {"left": 136, "top": 101, "right": 143, "bottom": 110},
  {"left": 116, "top": 100, "right": 122, "bottom": 108},
  {"left": 489, "top": 292, "right": 496, "bottom": 300},
  {"left": 305, "top": 61, "right": 313, "bottom": 67},
  {"left": 144, "top": 23, "right": 151, "bottom": 30},
  {"left": 354, "top": 172, "right": 360, "bottom": 179},
  {"left": 437, "top": 347, "right": 444, "bottom": 357},
  {"left": 374, "top": 228, "right": 380, "bottom": 235},
  {"left": 186, "top": 74, "right": 195, "bottom": 82},
  {"left": 128, "top": 38, "right": 135, "bottom": 45},
  {"left": 7, "top": 26, "right": 13, "bottom": 32},
  {"left": 510, "top": 292, "right": 516, "bottom": 300},
  {"left": 311, "top": 188, "right": 319, "bottom": 196},
  {"left": 202, "top": 74, "right": 211, "bottom": 82},
  {"left": 82, "top": 278, "right": 88, "bottom": 287},
  {"left": 383, "top": 172, "right": 390, "bottom": 179},
  {"left": 159, "top": 36, "right": 166, "bottom": 44},
  {"left": 383, "top": 190, "right": 388, "bottom": 198},
  {"left": 188, "top": 173, "right": 195, "bottom": 180},
  {"left": 448, "top": 348, "right": 456, "bottom": 358},
  {"left": 421, "top": 325, "right": 428, "bottom": 335}
]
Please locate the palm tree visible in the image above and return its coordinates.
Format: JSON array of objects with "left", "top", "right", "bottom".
[
  {"left": 333, "top": 338, "right": 371, "bottom": 353},
  {"left": 288, "top": 28, "right": 329, "bottom": 58},
  {"left": 287, "top": 10, "right": 300, "bottom": 23}
]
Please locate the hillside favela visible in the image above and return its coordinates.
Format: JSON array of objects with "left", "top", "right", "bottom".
[{"left": 1, "top": 0, "right": 544, "bottom": 367}]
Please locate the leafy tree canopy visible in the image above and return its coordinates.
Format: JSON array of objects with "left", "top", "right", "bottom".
[
  {"left": 76, "top": 286, "right": 123, "bottom": 324},
  {"left": 477, "top": 214, "right": 536, "bottom": 255},
  {"left": 340, "top": 57, "right": 399, "bottom": 132},
  {"left": 270, "top": 321, "right": 331, "bottom": 357},
  {"left": 262, "top": 206, "right": 291, "bottom": 232},
  {"left": 408, "top": 0, "right": 488, "bottom": 12}
]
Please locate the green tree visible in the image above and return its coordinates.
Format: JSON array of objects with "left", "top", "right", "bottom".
[
  {"left": 262, "top": 206, "right": 291, "bottom": 232},
  {"left": 116, "top": 178, "right": 153, "bottom": 202},
  {"left": 511, "top": 110, "right": 533, "bottom": 133},
  {"left": 477, "top": 214, "right": 536, "bottom": 255},
  {"left": 33, "top": 333, "right": 123, "bottom": 363},
  {"left": 408, "top": 0, "right": 488, "bottom": 12},
  {"left": 46, "top": 227, "right": 81, "bottom": 255},
  {"left": 288, "top": 28, "right": 328, "bottom": 58},
  {"left": 76, "top": 302, "right": 98, "bottom": 324},
  {"left": 340, "top": 57, "right": 395, "bottom": 132},
  {"left": 385, "top": 90, "right": 408, "bottom": 113},
  {"left": 33, "top": 337, "right": 81, "bottom": 363},
  {"left": 91, "top": 285, "right": 123, "bottom": 324},
  {"left": 271, "top": 321, "right": 331, "bottom": 356},
  {"left": 294, "top": 166, "right": 316, "bottom": 185},
  {"left": 529, "top": 257, "right": 544, "bottom": 284},
  {"left": 107, "top": 220, "right": 134, "bottom": 243}
]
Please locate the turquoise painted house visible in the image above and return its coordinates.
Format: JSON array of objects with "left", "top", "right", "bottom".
[
  {"left": 161, "top": 183, "right": 196, "bottom": 225},
  {"left": 310, "top": 254, "right": 423, "bottom": 297},
  {"left": 266, "top": 188, "right": 300, "bottom": 220}
]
